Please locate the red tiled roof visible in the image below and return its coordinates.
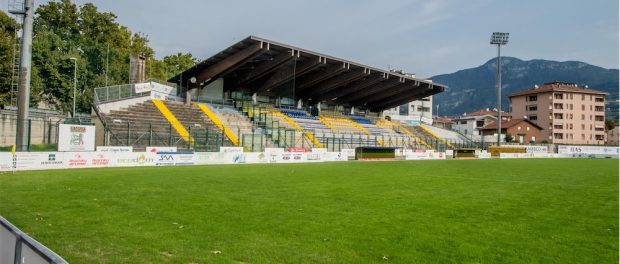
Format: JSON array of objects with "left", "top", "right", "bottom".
[
  {"left": 463, "top": 109, "right": 508, "bottom": 117},
  {"left": 480, "top": 119, "right": 543, "bottom": 130},
  {"left": 433, "top": 117, "right": 452, "bottom": 123},
  {"left": 509, "top": 81, "right": 608, "bottom": 97}
]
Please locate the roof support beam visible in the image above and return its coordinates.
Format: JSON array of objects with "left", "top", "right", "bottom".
[
  {"left": 295, "top": 62, "right": 349, "bottom": 94},
  {"left": 369, "top": 84, "right": 436, "bottom": 111},
  {"left": 237, "top": 49, "right": 296, "bottom": 86},
  {"left": 195, "top": 42, "right": 265, "bottom": 86},
  {"left": 316, "top": 73, "right": 388, "bottom": 101},
  {"left": 351, "top": 81, "right": 420, "bottom": 105},
  {"left": 258, "top": 55, "right": 325, "bottom": 93},
  {"left": 341, "top": 77, "right": 404, "bottom": 103},
  {"left": 299, "top": 68, "right": 370, "bottom": 98}
]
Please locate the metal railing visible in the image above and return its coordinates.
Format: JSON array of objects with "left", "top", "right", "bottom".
[
  {"left": 94, "top": 83, "right": 151, "bottom": 104},
  {"left": 0, "top": 216, "right": 68, "bottom": 264}
]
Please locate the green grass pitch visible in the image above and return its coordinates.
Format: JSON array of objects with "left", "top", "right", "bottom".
[{"left": 0, "top": 159, "right": 617, "bottom": 263}]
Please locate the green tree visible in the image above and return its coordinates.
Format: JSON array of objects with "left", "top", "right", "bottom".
[
  {"left": 9, "top": 0, "right": 198, "bottom": 114},
  {"left": 0, "top": 11, "right": 19, "bottom": 107},
  {"left": 505, "top": 133, "right": 514, "bottom": 143}
]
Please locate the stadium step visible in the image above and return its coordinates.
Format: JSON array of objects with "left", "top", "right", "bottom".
[
  {"left": 273, "top": 110, "right": 323, "bottom": 148},
  {"left": 194, "top": 103, "right": 240, "bottom": 146},
  {"left": 151, "top": 99, "right": 192, "bottom": 143}
]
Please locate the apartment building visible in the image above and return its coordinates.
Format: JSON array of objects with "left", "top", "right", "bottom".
[
  {"left": 383, "top": 96, "right": 433, "bottom": 125},
  {"left": 509, "top": 81, "right": 608, "bottom": 145}
]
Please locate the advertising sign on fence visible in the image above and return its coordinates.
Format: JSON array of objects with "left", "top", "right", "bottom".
[
  {"left": 0, "top": 153, "right": 13, "bottom": 171},
  {"left": 558, "top": 146, "right": 619, "bottom": 156},
  {"left": 501, "top": 145, "right": 548, "bottom": 153},
  {"left": 58, "top": 124, "right": 96, "bottom": 152},
  {"left": 146, "top": 146, "right": 177, "bottom": 153},
  {"left": 219, "top": 147, "right": 244, "bottom": 153},
  {"left": 96, "top": 146, "right": 133, "bottom": 153},
  {"left": 155, "top": 152, "right": 195, "bottom": 166},
  {"left": 14, "top": 153, "right": 65, "bottom": 170}
]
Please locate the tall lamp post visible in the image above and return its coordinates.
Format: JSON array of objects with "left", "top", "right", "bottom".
[
  {"left": 70, "top": 57, "right": 78, "bottom": 118},
  {"left": 490, "top": 32, "right": 509, "bottom": 146}
]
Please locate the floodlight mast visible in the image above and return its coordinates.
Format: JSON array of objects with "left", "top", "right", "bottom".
[{"left": 490, "top": 32, "right": 509, "bottom": 146}]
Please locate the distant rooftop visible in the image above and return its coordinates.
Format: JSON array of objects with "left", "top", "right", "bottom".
[
  {"left": 509, "top": 81, "right": 608, "bottom": 97},
  {"left": 479, "top": 118, "right": 542, "bottom": 131}
]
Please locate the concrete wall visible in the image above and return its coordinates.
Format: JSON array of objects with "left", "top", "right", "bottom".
[
  {"left": 0, "top": 111, "right": 64, "bottom": 146},
  {"left": 98, "top": 96, "right": 151, "bottom": 114}
]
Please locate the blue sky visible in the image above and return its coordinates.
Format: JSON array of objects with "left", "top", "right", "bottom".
[{"left": 2, "top": 0, "right": 618, "bottom": 77}]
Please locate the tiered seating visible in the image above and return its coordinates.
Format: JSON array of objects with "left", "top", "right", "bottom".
[
  {"left": 207, "top": 103, "right": 276, "bottom": 150},
  {"left": 424, "top": 124, "right": 470, "bottom": 142},
  {"left": 269, "top": 109, "right": 319, "bottom": 149},
  {"left": 319, "top": 116, "right": 364, "bottom": 134},
  {"left": 280, "top": 109, "right": 331, "bottom": 134},
  {"left": 101, "top": 100, "right": 230, "bottom": 151}
]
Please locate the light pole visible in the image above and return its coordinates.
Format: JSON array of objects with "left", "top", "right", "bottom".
[
  {"left": 490, "top": 32, "right": 509, "bottom": 146},
  {"left": 70, "top": 57, "right": 78, "bottom": 118}
]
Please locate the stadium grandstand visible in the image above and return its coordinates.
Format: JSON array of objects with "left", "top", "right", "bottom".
[{"left": 93, "top": 36, "right": 479, "bottom": 152}]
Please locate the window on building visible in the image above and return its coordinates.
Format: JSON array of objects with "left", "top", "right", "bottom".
[
  {"left": 554, "top": 124, "right": 564, "bottom": 130},
  {"left": 476, "top": 121, "right": 485, "bottom": 127},
  {"left": 595, "top": 135, "right": 605, "bottom": 141},
  {"left": 595, "top": 97, "right": 605, "bottom": 103},
  {"left": 581, "top": 124, "right": 585, "bottom": 130},
  {"left": 595, "top": 106, "right": 604, "bottom": 112},
  {"left": 460, "top": 121, "right": 467, "bottom": 125},
  {"left": 399, "top": 104, "right": 409, "bottom": 115},
  {"left": 554, "top": 113, "right": 563, "bottom": 119},
  {"left": 554, "top": 103, "right": 563, "bottom": 110},
  {"left": 528, "top": 95, "right": 538, "bottom": 102},
  {"left": 527, "top": 105, "right": 538, "bottom": 111},
  {"left": 582, "top": 105, "right": 585, "bottom": 111},
  {"left": 529, "top": 115, "right": 537, "bottom": 121},
  {"left": 595, "top": 116, "right": 605, "bottom": 121},
  {"left": 554, "top": 133, "right": 564, "bottom": 139},
  {"left": 582, "top": 94, "right": 585, "bottom": 101},
  {"left": 554, "top": 93, "right": 564, "bottom": 100}
]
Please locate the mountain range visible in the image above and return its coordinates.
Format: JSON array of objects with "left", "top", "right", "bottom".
[{"left": 430, "top": 57, "right": 619, "bottom": 117}]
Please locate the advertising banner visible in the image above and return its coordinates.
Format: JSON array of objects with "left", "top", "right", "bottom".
[
  {"left": 15, "top": 153, "right": 65, "bottom": 171},
  {"left": 0, "top": 153, "right": 14, "bottom": 172},
  {"left": 111, "top": 152, "right": 157, "bottom": 167},
  {"left": 501, "top": 145, "right": 548, "bottom": 153},
  {"left": 311, "top": 148, "right": 327, "bottom": 154},
  {"left": 96, "top": 146, "right": 133, "bottom": 153},
  {"left": 134, "top": 82, "right": 151, "bottom": 93},
  {"left": 558, "top": 146, "right": 619, "bottom": 156},
  {"left": 341, "top": 149, "right": 355, "bottom": 159},
  {"left": 146, "top": 146, "right": 177, "bottom": 153},
  {"left": 194, "top": 152, "right": 247, "bottom": 165},
  {"left": 219, "top": 147, "right": 244, "bottom": 153},
  {"left": 155, "top": 152, "right": 195, "bottom": 166},
  {"left": 405, "top": 152, "right": 447, "bottom": 160},
  {"left": 58, "top": 124, "right": 96, "bottom": 152},
  {"left": 322, "top": 152, "right": 346, "bottom": 162}
]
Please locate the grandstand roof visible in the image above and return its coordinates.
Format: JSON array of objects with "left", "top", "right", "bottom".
[{"left": 169, "top": 36, "right": 445, "bottom": 111}]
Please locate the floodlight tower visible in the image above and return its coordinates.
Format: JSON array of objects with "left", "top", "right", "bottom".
[
  {"left": 10, "top": 0, "right": 34, "bottom": 151},
  {"left": 490, "top": 32, "right": 509, "bottom": 146}
]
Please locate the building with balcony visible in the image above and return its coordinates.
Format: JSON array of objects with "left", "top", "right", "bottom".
[
  {"left": 451, "top": 109, "right": 509, "bottom": 141},
  {"left": 509, "top": 81, "right": 608, "bottom": 145},
  {"left": 382, "top": 96, "right": 433, "bottom": 125}
]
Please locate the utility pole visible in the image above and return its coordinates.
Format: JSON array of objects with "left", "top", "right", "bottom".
[{"left": 11, "top": 0, "right": 34, "bottom": 152}]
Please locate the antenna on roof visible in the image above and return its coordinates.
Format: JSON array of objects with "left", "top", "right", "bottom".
[
  {"left": 534, "top": 85, "right": 539, "bottom": 89},
  {"left": 584, "top": 85, "right": 589, "bottom": 89}
]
